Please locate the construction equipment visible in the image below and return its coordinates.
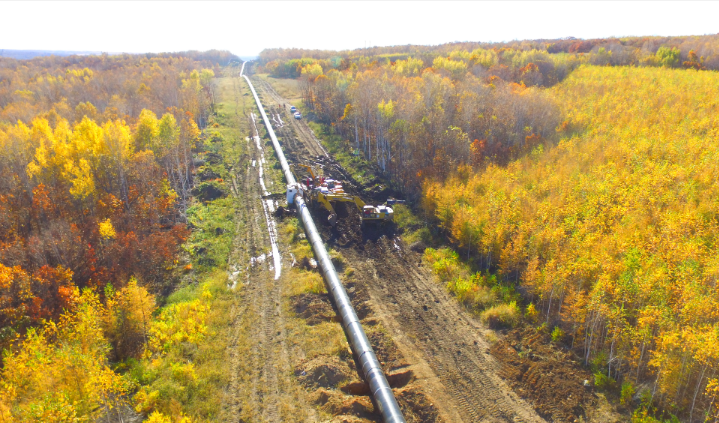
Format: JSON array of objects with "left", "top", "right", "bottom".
[{"left": 294, "top": 164, "right": 395, "bottom": 226}]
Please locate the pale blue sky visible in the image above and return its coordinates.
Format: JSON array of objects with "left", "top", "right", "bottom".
[{"left": 3, "top": 1, "right": 718, "bottom": 56}]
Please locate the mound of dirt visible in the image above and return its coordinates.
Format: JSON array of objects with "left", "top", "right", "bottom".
[
  {"left": 330, "top": 416, "right": 375, "bottom": 423},
  {"left": 395, "top": 385, "right": 441, "bottom": 423},
  {"left": 296, "top": 355, "right": 353, "bottom": 390},
  {"left": 409, "top": 241, "right": 426, "bottom": 253},
  {"left": 292, "top": 293, "right": 336, "bottom": 325},
  {"left": 310, "top": 388, "right": 378, "bottom": 421},
  {"left": 333, "top": 202, "right": 363, "bottom": 246},
  {"left": 345, "top": 281, "right": 372, "bottom": 321},
  {"left": 341, "top": 369, "right": 414, "bottom": 396},
  {"left": 490, "top": 328, "right": 595, "bottom": 422},
  {"left": 273, "top": 205, "right": 294, "bottom": 218},
  {"left": 312, "top": 195, "right": 398, "bottom": 247},
  {"left": 366, "top": 329, "right": 403, "bottom": 368}
]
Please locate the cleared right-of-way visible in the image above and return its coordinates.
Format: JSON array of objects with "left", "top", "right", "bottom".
[{"left": 242, "top": 66, "right": 406, "bottom": 423}]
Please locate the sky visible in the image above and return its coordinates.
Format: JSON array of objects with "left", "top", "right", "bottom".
[{"left": 2, "top": 1, "right": 718, "bottom": 57}]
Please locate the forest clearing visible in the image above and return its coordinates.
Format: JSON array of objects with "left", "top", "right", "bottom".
[{"left": 1, "top": 30, "right": 719, "bottom": 423}]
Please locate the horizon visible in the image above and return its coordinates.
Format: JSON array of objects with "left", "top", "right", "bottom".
[
  {"left": 3, "top": 30, "right": 718, "bottom": 61},
  {"left": 2, "top": 1, "right": 718, "bottom": 58}
]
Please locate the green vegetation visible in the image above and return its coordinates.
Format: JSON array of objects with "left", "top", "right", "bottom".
[
  {"left": 422, "top": 247, "right": 519, "bottom": 322},
  {"left": 126, "top": 87, "right": 243, "bottom": 421},
  {"left": 255, "top": 73, "right": 303, "bottom": 103},
  {"left": 185, "top": 197, "right": 235, "bottom": 272},
  {"left": 131, "top": 271, "right": 232, "bottom": 420}
]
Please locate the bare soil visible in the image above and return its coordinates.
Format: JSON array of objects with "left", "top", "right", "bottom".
[
  {"left": 252, "top": 73, "right": 443, "bottom": 422},
  {"left": 490, "top": 328, "right": 596, "bottom": 422}
]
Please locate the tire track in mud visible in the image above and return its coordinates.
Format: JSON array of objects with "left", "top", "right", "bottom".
[
  {"left": 224, "top": 86, "right": 315, "bottom": 422},
  {"left": 347, "top": 239, "right": 544, "bottom": 423},
  {"left": 253, "top": 75, "right": 545, "bottom": 423}
]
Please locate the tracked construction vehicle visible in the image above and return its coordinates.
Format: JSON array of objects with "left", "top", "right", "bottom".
[{"left": 288, "top": 164, "right": 399, "bottom": 226}]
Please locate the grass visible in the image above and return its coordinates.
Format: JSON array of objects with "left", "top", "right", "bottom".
[
  {"left": 130, "top": 270, "right": 234, "bottom": 421},
  {"left": 256, "top": 73, "right": 303, "bottom": 103},
  {"left": 423, "top": 247, "right": 520, "bottom": 324},
  {"left": 480, "top": 302, "right": 521, "bottom": 329},
  {"left": 392, "top": 203, "right": 422, "bottom": 229},
  {"left": 130, "top": 199, "right": 237, "bottom": 421},
  {"left": 290, "top": 270, "right": 327, "bottom": 296},
  {"left": 213, "top": 76, "right": 251, "bottom": 155},
  {"left": 277, "top": 218, "right": 346, "bottom": 353}
]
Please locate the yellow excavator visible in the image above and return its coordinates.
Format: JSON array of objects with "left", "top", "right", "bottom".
[{"left": 295, "top": 164, "right": 395, "bottom": 226}]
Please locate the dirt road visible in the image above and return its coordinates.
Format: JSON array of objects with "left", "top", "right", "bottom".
[
  {"left": 223, "top": 84, "right": 316, "bottom": 422},
  {"left": 252, "top": 74, "right": 545, "bottom": 423}
]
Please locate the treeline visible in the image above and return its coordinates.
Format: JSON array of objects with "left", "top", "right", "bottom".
[
  {"left": 260, "top": 33, "right": 719, "bottom": 72},
  {"left": 146, "top": 49, "right": 239, "bottom": 66},
  {"left": 265, "top": 37, "right": 719, "bottom": 420},
  {"left": 0, "top": 53, "right": 223, "bottom": 421},
  {"left": 263, "top": 36, "right": 719, "bottom": 197},
  {"left": 425, "top": 66, "right": 719, "bottom": 421},
  {"left": 292, "top": 54, "right": 561, "bottom": 196}
]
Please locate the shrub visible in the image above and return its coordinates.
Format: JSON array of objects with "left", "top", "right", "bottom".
[
  {"left": 392, "top": 204, "right": 421, "bottom": 230},
  {"left": 551, "top": 326, "right": 564, "bottom": 343},
  {"left": 594, "top": 372, "right": 616, "bottom": 391},
  {"left": 525, "top": 303, "right": 538, "bottom": 322},
  {"left": 448, "top": 277, "right": 497, "bottom": 310},
  {"left": 423, "top": 248, "right": 464, "bottom": 281},
  {"left": 481, "top": 301, "right": 521, "bottom": 328},
  {"left": 620, "top": 381, "right": 635, "bottom": 405},
  {"left": 191, "top": 181, "right": 228, "bottom": 202}
]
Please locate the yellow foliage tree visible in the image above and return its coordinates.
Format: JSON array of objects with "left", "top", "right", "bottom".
[
  {"left": 424, "top": 65, "right": 719, "bottom": 416},
  {"left": 0, "top": 288, "right": 128, "bottom": 421},
  {"left": 105, "top": 278, "right": 157, "bottom": 359}
]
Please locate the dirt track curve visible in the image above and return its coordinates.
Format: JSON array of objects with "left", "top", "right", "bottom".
[{"left": 251, "top": 73, "right": 546, "bottom": 423}]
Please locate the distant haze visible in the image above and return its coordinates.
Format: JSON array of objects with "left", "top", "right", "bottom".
[
  {"left": 0, "top": 49, "right": 105, "bottom": 60},
  {"left": 2, "top": 1, "right": 718, "bottom": 57}
]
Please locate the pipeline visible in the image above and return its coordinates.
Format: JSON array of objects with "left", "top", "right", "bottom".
[{"left": 242, "top": 65, "right": 406, "bottom": 423}]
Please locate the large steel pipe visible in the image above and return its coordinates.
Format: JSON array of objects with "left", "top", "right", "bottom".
[
  {"left": 242, "top": 74, "right": 295, "bottom": 185},
  {"left": 242, "top": 66, "right": 406, "bottom": 423}
]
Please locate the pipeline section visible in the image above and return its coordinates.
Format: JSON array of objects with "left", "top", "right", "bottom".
[{"left": 242, "top": 68, "right": 406, "bottom": 423}]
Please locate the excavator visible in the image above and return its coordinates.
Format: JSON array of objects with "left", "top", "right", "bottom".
[{"left": 293, "top": 164, "right": 398, "bottom": 226}]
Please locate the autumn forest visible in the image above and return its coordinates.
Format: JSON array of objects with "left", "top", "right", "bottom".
[
  {"left": 2, "top": 31, "right": 719, "bottom": 423},
  {"left": 0, "top": 51, "right": 232, "bottom": 421}
]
